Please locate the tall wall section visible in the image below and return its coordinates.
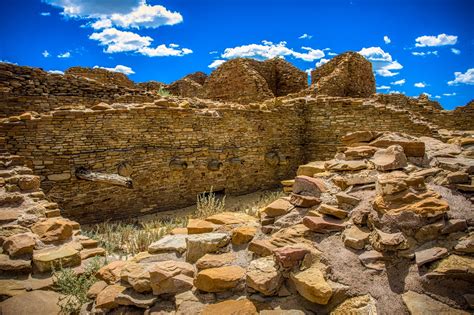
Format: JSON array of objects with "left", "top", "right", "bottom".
[
  {"left": 0, "top": 63, "right": 155, "bottom": 117},
  {"left": 1, "top": 101, "right": 306, "bottom": 223}
]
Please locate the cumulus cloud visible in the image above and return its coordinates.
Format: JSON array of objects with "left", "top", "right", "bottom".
[
  {"left": 89, "top": 27, "right": 192, "bottom": 57},
  {"left": 358, "top": 47, "right": 402, "bottom": 77},
  {"left": 383, "top": 36, "right": 391, "bottom": 44},
  {"left": 391, "top": 79, "right": 405, "bottom": 86},
  {"left": 48, "top": 70, "right": 64, "bottom": 74},
  {"left": 448, "top": 68, "right": 474, "bottom": 86},
  {"left": 377, "top": 85, "right": 390, "bottom": 90},
  {"left": 316, "top": 58, "right": 329, "bottom": 67},
  {"left": 435, "top": 95, "right": 441, "bottom": 99},
  {"left": 451, "top": 48, "right": 461, "bottom": 55},
  {"left": 93, "top": 64, "right": 135, "bottom": 75},
  {"left": 44, "top": 0, "right": 142, "bottom": 17},
  {"left": 414, "top": 82, "right": 427, "bottom": 88},
  {"left": 40, "top": 12, "right": 51, "bottom": 16},
  {"left": 45, "top": 0, "right": 182, "bottom": 30},
  {"left": 443, "top": 92, "right": 456, "bottom": 96},
  {"left": 57, "top": 52, "right": 71, "bottom": 58},
  {"left": 412, "top": 51, "right": 438, "bottom": 57},
  {"left": 327, "top": 52, "right": 337, "bottom": 56},
  {"left": 299, "top": 33, "right": 313, "bottom": 39},
  {"left": 208, "top": 60, "right": 226, "bottom": 69},
  {"left": 415, "top": 34, "right": 457, "bottom": 47},
  {"left": 42, "top": 50, "right": 50, "bottom": 58},
  {"left": 220, "top": 40, "right": 324, "bottom": 62}
]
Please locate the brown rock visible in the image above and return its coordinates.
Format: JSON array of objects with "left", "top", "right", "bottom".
[
  {"left": 311, "top": 52, "right": 375, "bottom": 97},
  {"left": 359, "top": 250, "right": 387, "bottom": 271},
  {"left": 196, "top": 252, "right": 236, "bottom": 270},
  {"left": 303, "top": 216, "right": 345, "bottom": 233},
  {"left": 342, "top": 226, "right": 370, "bottom": 250},
  {"left": 331, "top": 294, "right": 377, "bottom": 315},
  {"left": 290, "top": 193, "right": 321, "bottom": 208},
  {"left": 97, "top": 261, "right": 129, "bottom": 284},
  {"left": 86, "top": 280, "right": 108, "bottom": 299},
  {"left": 373, "top": 190, "right": 449, "bottom": 217},
  {"left": 96, "top": 284, "right": 126, "bottom": 309},
  {"left": 260, "top": 198, "right": 292, "bottom": 218},
  {"left": 120, "top": 262, "right": 151, "bottom": 293},
  {"left": 149, "top": 260, "right": 195, "bottom": 295},
  {"left": 297, "top": 161, "right": 326, "bottom": 176},
  {"left": 370, "top": 229, "right": 408, "bottom": 252},
  {"left": 273, "top": 246, "right": 310, "bottom": 268},
  {"left": 318, "top": 204, "right": 348, "bottom": 219},
  {"left": 325, "top": 160, "right": 368, "bottom": 172},
  {"left": 205, "top": 212, "right": 257, "bottom": 225},
  {"left": 32, "top": 244, "right": 81, "bottom": 272},
  {"left": 293, "top": 176, "right": 327, "bottom": 197},
  {"left": 31, "top": 218, "right": 74, "bottom": 243},
  {"left": 0, "top": 254, "right": 31, "bottom": 273},
  {"left": 290, "top": 265, "right": 332, "bottom": 304},
  {"left": 201, "top": 299, "right": 257, "bottom": 315},
  {"left": 402, "top": 291, "right": 469, "bottom": 315},
  {"left": 341, "top": 131, "right": 381, "bottom": 146},
  {"left": 371, "top": 145, "right": 408, "bottom": 171},
  {"left": 80, "top": 247, "right": 106, "bottom": 260},
  {"left": 370, "top": 132, "right": 425, "bottom": 157},
  {"left": 194, "top": 265, "right": 245, "bottom": 292},
  {"left": 248, "top": 239, "right": 275, "bottom": 257},
  {"left": 231, "top": 226, "right": 257, "bottom": 245},
  {"left": 344, "top": 146, "right": 378, "bottom": 160},
  {"left": 415, "top": 247, "right": 448, "bottom": 267},
  {"left": 2, "top": 232, "right": 36, "bottom": 257},
  {"left": 0, "top": 290, "right": 62, "bottom": 315},
  {"left": 246, "top": 257, "right": 282, "bottom": 296},
  {"left": 17, "top": 175, "right": 40, "bottom": 191},
  {"left": 115, "top": 288, "right": 157, "bottom": 309},
  {"left": 187, "top": 219, "right": 216, "bottom": 234}
]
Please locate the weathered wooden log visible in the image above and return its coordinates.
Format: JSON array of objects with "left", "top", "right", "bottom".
[{"left": 75, "top": 167, "right": 133, "bottom": 188}]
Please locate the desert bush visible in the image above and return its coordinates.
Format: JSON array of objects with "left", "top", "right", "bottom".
[
  {"left": 83, "top": 217, "right": 187, "bottom": 257},
  {"left": 53, "top": 257, "right": 104, "bottom": 315},
  {"left": 194, "top": 188, "right": 226, "bottom": 218},
  {"left": 157, "top": 87, "right": 171, "bottom": 97}
]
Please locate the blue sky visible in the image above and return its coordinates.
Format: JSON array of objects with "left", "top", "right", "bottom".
[{"left": 0, "top": 0, "right": 473, "bottom": 110}]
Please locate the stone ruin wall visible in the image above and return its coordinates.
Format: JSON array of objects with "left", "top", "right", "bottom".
[
  {"left": 0, "top": 63, "right": 156, "bottom": 117},
  {"left": 1, "top": 102, "right": 305, "bottom": 223},
  {"left": 1, "top": 58, "right": 473, "bottom": 223}
]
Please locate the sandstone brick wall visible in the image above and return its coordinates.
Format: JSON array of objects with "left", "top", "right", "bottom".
[
  {"left": 303, "top": 96, "right": 438, "bottom": 160},
  {"left": 0, "top": 63, "right": 154, "bottom": 117},
  {"left": 65, "top": 66, "right": 136, "bottom": 88},
  {"left": 1, "top": 101, "right": 305, "bottom": 223}
]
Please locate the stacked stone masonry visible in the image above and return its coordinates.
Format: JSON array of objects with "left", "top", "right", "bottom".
[{"left": 0, "top": 57, "right": 473, "bottom": 223}]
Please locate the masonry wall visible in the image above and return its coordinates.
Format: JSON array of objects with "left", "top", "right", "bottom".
[
  {"left": 303, "top": 96, "right": 438, "bottom": 160},
  {"left": 1, "top": 102, "right": 305, "bottom": 223},
  {"left": 0, "top": 63, "right": 154, "bottom": 117}
]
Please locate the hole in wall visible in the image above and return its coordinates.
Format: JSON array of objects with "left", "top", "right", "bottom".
[{"left": 198, "top": 189, "right": 226, "bottom": 201}]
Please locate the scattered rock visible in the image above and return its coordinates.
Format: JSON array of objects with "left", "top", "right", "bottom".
[
  {"left": 97, "top": 261, "right": 129, "bottom": 284},
  {"left": 290, "top": 265, "right": 332, "bottom": 304},
  {"left": 2, "top": 232, "right": 36, "bottom": 257},
  {"left": 293, "top": 176, "right": 327, "bottom": 197},
  {"left": 186, "top": 233, "right": 230, "bottom": 263},
  {"left": 96, "top": 284, "right": 127, "bottom": 310},
  {"left": 303, "top": 216, "right": 345, "bottom": 233},
  {"left": 187, "top": 219, "right": 217, "bottom": 234},
  {"left": 342, "top": 225, "right": 370, "bottom": 250},
  {"left": 201, "top": 299, "right": 257, "bottom": 315},
  {"left": 32, "top": 243, "right": 81, "bottom": 272},
  {"left": 260, "top": 198, "right": 292, "bottom": 217},
  {"left": 115, "top": 288, "right": 157, "bottom": 308},
  {"left": 232, "top": 226, "right": 257, "bottom": 245},
  {"left": 149, "top": 260, "right": 195, "bottom": 295},
  {"left": 246, "top": 257, "right": 282, "bottom": 296},
  {"left": 0, "top": 290, "right": 63, "bottom": 315},
  {"left": 402, "top": 290, "right": 469, "bottom": 315},
  {"left": 273, "top": 246, "right": 310, "bottom": 268},
  {"left": 148, "top": 234, "right": 188, "bottom": 254},
  {"left": 415, "top": 247, "right": 448, "bottom": 267},
  {"left": 196, "top": 252, "right": 236, "bottom": 270},
  {"left": 194, "top": 265, "right": 245, "bottom": 292},
  {"left": 318, "top": 204, "right": 349, "bottom": 219},
  {"left": 371, "top": 145, "right": 408, "bottom": 171},
  {"left": 331, "top": 294, "right": 377, "bottom": 315}
]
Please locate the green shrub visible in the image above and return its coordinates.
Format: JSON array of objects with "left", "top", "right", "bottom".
[
  {"left": 53, "top": 257, "right": 104, "bottom": 315},
  {"left": 157, "top": 86, "right": 171, "bottom": 97}
]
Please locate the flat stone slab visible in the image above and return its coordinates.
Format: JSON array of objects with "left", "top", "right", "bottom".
[
  {"left": 402, "top": 290, "right": 469, "bottom": 315},
  {"left": 415, "top": 247, "right": 448, "bottom": 267},
  {"left": 303, "top": 216, "right": 345, "bottom": 233},
  {"left": 148, "top": 234, "right": 188, "bottom": 254}
]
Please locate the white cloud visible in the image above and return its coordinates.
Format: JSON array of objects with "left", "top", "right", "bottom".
[
  {"left": 383, "top": 36, "right": 391, "bottom": 44},
  {"left": 305, "top": 68, "right": 313, "bottom": 76},
  {"left": 90, "top": 28, "right": 152, "bottom": 53},
  {"left": 91, "top": 19, "right": 112, "bottom": 29},
  {"left": 316, "top": 58, "right": 329, "bottom": 67},
  {"left": 44, "top": 0, "right": 142, "bottom": 17},
  {"left": 89, "top": 27, "right": 192, "bottom": 57},
  {"left": 0, "top": 60, "right": 18, "bottom": 65},
  {"left": 169, "top": 43, "right": 179, "bottom": 48},
  {"left": 391, "top": 79, "right": 405, "bottom": 86},
  {"left": 208, "top": 59, "right": 226, "bottom": 69},
  {"left": 48, "top": 70, "right": 64, "bottom": 74},
  {"left": 299, "top": 33, "right": 313, "bottom": 39},
  {"left": 422, "top": 92, "right": 432, "bottom": 97},
  {"left": 327, "top": 52, "right": 337, "bottom": 56},
  {"left": 102, "top": 4, "right": 183, "bottom": 29},
  {"left": 448, "top": 68, "right": 474, "bottom": 85},
  {"left": 412, "top": 51, "right": 438, "bottom": 57},
  {"left": 377, "top": 85, "right": 390, "bottom": 90},
  {"left": 57, "top": 52, "right": 71, "bottom": 58},
  {"left": 451, "top": 48, "right": 461, "bottom": 55},
  {"left": 93, "top": 65, "right": 135, "bottom": 75},
  {"left": 414, "top": 82, "right": 426, "bottom": 88},
  {"left": 42, "top": 50, "right": 50, "bottom": 58},
  {"left": 40, "top": 12, "right": 51, "bottom": 16},
  {"left": 443, "top": 92, "right": 456, "bottom": 96},
  {"left": 139, "top": 46, "right": 192, "bottom": 57},
  {"left": 359, "top": 47, "right": 402, "bottom": 77},
  {"left": 415, "top": 33, "right": 457, "bottom": 47},
  {"left": 220, "top": 40, "right": 324, "bottom": 62},
  {"left": 389, "top": 90, "right": 401, "bottom": 94},
  {"left": 209, "top": 51, "right": 218, "bottom": 55}
]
